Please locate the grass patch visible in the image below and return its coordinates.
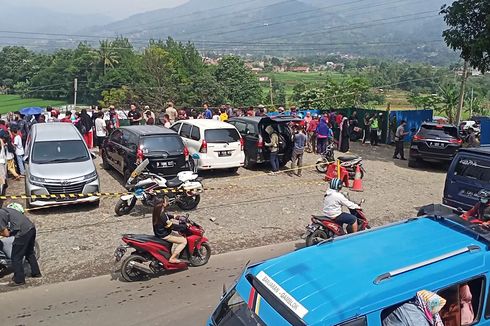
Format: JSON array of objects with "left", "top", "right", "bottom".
[{"left": 0, "top": 95, "right": 67, "bottom": 114}]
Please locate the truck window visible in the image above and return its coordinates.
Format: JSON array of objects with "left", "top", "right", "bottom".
[
  {"left": 438, "top": 277, "right": 484, "bottom": 326},
  {"left": 454, "top": 157, "right": 490, "bottom": 183}
]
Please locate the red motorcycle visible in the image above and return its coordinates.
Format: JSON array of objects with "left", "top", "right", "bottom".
[
  {"left": 114, "top": 214, "right": 211, "bottom": 282},
  {"left": 303, "top": 199, "right": 370, "bottom": 246}
]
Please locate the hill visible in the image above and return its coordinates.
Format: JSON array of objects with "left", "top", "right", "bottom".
[{"left": 85, "top": 0, "right": 454, "bottom": 63}]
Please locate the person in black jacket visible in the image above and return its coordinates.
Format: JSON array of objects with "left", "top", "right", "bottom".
[
  {"left": 79, "top": 109, "right": 94, "bottom": 148},
  {"left": 152, "top": 198, "right": 187, "bottom": 264}
]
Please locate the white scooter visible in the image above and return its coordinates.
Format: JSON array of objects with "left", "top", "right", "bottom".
[{"left": 114, "top": 159, "right": 203, "bottom": 216}]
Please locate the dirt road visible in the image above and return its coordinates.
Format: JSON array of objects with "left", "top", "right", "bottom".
[{"left": 0, "top": 142, "right": 446, "bottom": 288}]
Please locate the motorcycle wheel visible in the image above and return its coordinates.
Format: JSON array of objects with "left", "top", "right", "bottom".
[
  {"left": 315, "top": 159, "right": 328, "bottom": 173},
  {"left": 189, "top": 242, "right": 212, "bottom": 267},
  {"left": 176, "top": 194, "right": 201, "bottom": 211},
  {"left": 306, "top": 229, "right": 332, "bottom": 247},
  {"left": 120, "top": 254, "right": 149, "bottom": 282},
  {"left": 114, "top": 197, "right": 137, "bottom": 216}
]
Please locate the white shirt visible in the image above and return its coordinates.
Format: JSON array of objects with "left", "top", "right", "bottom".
[
  {"left": 95, "top": 118, "right": 107, "bottom": 137},
  {"left": 212, "top": 115, "right": 220, "bottom": 121},
  {"left": 13, "top": 135, "right": 24, "bottom": 156},
  {"left": 323, "top": 189, "right": 360, "bottom": 218}
]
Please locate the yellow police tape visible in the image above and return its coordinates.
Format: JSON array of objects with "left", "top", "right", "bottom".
[{"left": 0, "top": 160, "right": 335, "bottom": 201}]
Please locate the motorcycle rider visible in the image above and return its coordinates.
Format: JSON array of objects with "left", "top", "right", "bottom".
[
  {"left": 323, "top": 178, "right": 360, "bottom": 233},
  {"left": 461, "top": 190, "right": 490, "bottom": 225},
  {"left": 152, "top": 197, "right": 187, "bottom": 264}
]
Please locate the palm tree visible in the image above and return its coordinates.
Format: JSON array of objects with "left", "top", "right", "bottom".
[
  {"left": 438, "top": 83, "right": 459, "bottom": 123},
  {"left": 98, "top": 40, "right": 120, "bottom": 75}
]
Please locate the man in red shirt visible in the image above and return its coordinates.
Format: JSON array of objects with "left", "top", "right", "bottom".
[
  {"left": 306, "top": 116, "right": 319, "bottom": 153},
  {"left": 60, "top": 112, "right": 73, "bottom": 123}
]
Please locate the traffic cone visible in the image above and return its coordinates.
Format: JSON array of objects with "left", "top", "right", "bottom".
[{"left": 351, "top": 165, "right": 363, "bottom": 192}]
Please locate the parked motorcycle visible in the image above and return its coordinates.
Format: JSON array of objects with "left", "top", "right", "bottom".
[
  {"left": 115, "top": 159, "right": 203, "bottom": 216},
  {"left": 332, "top": 155, "right": 365, "bottom": 180},
  {"left": 315, "top": 143, "right": 336, "bottom": 173},
  {"left": 114, "top": 214, "right": 211, "bottom": 282},
  {"left": 303, "top": 199, "right": 370, "bottom": 246},
  {"left": 0, "top": 237, "right": 40, "bottom": 276}
]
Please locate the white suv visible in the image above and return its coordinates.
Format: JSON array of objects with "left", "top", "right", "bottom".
[{"left": 171, "top": 119, "right": 244, "bottom": 172}]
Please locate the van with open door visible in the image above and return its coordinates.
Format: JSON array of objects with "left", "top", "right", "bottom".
[{"left": 228, "top": 116, "right": 297, "bottom": 169}]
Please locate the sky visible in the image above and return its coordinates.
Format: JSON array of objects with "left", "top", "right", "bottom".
[{"left": 11, "top": 0, "right": 190, "bottom": 19}]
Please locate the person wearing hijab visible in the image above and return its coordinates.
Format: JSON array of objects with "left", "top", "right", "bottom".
[
  {"left": 383, "top": 290, "right": 446, "bottom": 326},
  {"left": 339, "top": 117, "right": 350, "bottom": 153}
]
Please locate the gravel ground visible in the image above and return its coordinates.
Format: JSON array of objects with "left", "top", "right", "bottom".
[{"left": 0, "top": 142, "right": 446, "bottom": 288}]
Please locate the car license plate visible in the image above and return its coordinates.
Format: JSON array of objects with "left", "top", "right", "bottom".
[
  {"left": 429, "top": 142, "right": 445, "bottom": 148},
  {"left": 218, "top": 151, "right": 232, "bottom": 157},
  {"left": 157, "top": 161, "right": 174, "bottom": 168}
]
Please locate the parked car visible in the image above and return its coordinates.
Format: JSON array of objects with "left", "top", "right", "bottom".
[
  {"left": 227, "top": 116, "right": 297, "bottom": 169},
  {"left": 24, "top": 123, "right": 100, "bottom": 208},
  {"left": 443, "top": 147, "right": 490, "bottom": 211},
  {"left": 170, "top": 119, "right": 244, "bottom": 172},
  {"left": 408, "top": 122, "right": 462, "bottom": 168},
  {"left": 102, "top": 125, "right": 190, "bottom": 181},
  {"left": 209, "top": 214, "right": 490, "bottom": 326}
]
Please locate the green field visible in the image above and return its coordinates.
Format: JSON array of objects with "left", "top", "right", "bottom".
[{"left": 0, "top": 95, "right": 67, "bottom": 114}]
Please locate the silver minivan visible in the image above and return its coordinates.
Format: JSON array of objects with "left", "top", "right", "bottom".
[{"left": 24, "top": 123, "right": 100, "bottom": 208}]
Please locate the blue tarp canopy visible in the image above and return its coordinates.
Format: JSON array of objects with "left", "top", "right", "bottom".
[{"left": 20, "top": 107, "right": 43, "bottom": 116}]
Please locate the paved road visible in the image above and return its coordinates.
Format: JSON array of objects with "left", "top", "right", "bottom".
[{"left": 0, "top": 241, "right": 302, "bottom": 326}]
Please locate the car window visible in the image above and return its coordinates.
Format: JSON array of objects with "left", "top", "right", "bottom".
[
  {"left": 246, "top": 123, "right": 257, "bottom": 135},
  {"left": 205, "top": 129, "right": 241, "bottom": 143},
  {"left": 31, "top": 140, "right": 90, "bottom": 164},
  {"left": 232, "top": 121, "right": 247, "bottom": 134},
  {"left": 122, "top": 130, "right": 138, "bottom": 150},
  {"left": 141, "top": 135, "right": 184, "bottom": 153},
  {"left": 454, "top": 157, "right": 490, "bottom": 183},
  {"left": 439, "top": 277, "right": 485, "bottom": 326},
  {"left": 180, "top": 123, "right": 192, "bottom": 138},
  {"left": 171, "top": 122, "right": 182, "bottom": 133},
  {"left": 190, "top": 126, "right": 200, "bottom": 141},
  {"left": 419, "top": 125, "right": 458, "bottom": 138},
  {"left": 110, "top": 129, "right": 123, "bottom": 145}
]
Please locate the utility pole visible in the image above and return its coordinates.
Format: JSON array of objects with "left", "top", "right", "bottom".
[
  {"left": 470, "top": 87, "right": 474, "bottom": 118},
  {"left": 455, "top": 60, "right": 468, "bottom": 126},
  {"left": 269, "top": 78, "right": 274, "bottom": 107},
  {"left": 73, "top": 78, "right": 78, "bottom": 111}
]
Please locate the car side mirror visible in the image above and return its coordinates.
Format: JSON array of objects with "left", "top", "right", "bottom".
[{"left": 90, "top": 152, "right": 97, "bottom": 160}]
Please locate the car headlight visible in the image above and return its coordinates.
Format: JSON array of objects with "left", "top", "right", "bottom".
[
  {"left": 30, "top": 175, "right": 46, "bottom": 185},
  {"left": 84, "top": 171, "right": 98, "bottom": 182}
]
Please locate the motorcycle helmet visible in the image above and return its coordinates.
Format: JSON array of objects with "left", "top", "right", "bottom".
[
  {"left": 478, "top": 190, "right": 490, "bottom": 205},
  {"left": 7, "top": 203, "right": 25, "bottom": 214},
  {"left": 330, "top": 178, "right": 343, "bottom": 191}
]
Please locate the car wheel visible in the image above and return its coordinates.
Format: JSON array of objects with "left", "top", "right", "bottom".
[
  {"left": 243, "top": 155, "right": 254, "bottom": 169},
  {"left": 408, "top": 158, "right": 419, "bottom": 168},
  {"left": 123, "top": 169, "right": 132, "bottom": 183},
  {"left": 101, "top": 152, "right": 111, "bottom": 170}
]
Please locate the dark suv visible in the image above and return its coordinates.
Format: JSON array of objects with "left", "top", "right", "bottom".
[
  {"left": 408, "top": 122, "right": 462, "bottom": 168},
  {"left": 227, "top": 116, "right": 297, "bottom": 169},
  {"left": 102, "top": 125, "right": 190, "bottom": 180}
]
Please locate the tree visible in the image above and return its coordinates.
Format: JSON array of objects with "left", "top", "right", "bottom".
[
  {"left": 291, "top": 82, "right": 307, "bottom": 103},
  {"left": 98, "top": 40, "right": 120, "bottom": 76},
  {"left": 214, "top": 56, "right": 262, "bottom": 106},
  {"left": 441, "top": 0, "right": 490, "bottom": 124},
  {"left": 437, "top": 83, "right": 460, "bottom": 123}
]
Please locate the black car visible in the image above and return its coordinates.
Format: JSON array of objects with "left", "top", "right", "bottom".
[
  {"left": 408, "top": 122, "right": 462, "bottom": 168},
  {"left": 227, "top": 116, "right": 297, "bottom": 168},
  {"left": 102, "top": 125, "right": 190, "bottom": 180}
]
